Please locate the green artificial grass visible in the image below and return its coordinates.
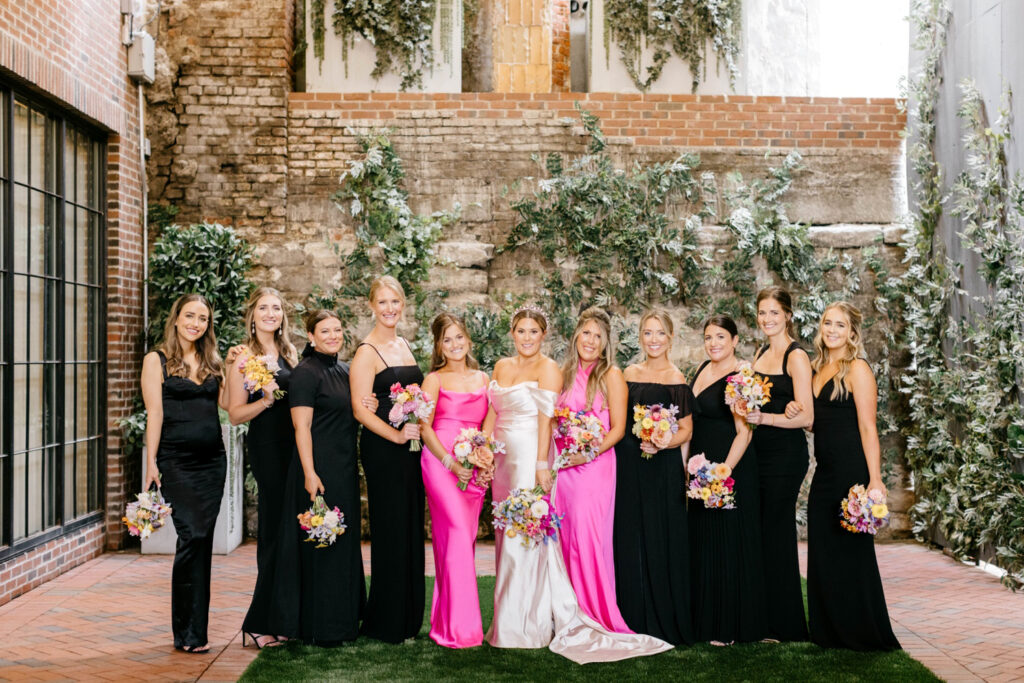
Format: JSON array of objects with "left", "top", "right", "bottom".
[{"left": 241, "top": 577, "right": 937, "bottom": 682}]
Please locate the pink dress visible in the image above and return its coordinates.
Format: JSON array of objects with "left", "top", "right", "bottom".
[
  {"left": 554, "top": 362, "right": 633, "bottom": 633},
  {"left": 421, "top": 382, "right": 488, "bottom": 648}
]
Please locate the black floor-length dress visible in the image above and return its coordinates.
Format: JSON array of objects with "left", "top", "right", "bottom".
[
  {"left": 807, "top": 377, "right": 900, "bottom": 651},
  {"left": 688, "top": 362, "right": 766, "bottom": 643},
  {"left": 613, "top": 381, "right": 694, "bottom": 645},
  {"left": 154, "top": 351, "right": 226, "bottom": 650},
  {"left": 269, "top": 349, "right": 365, "bottom": 644},
  {"left": 358, "top": 343, "right": 425, "bottom": 643},
  {"left": 752, "top": 342, "right": 809, "bottom": 641},
  {"left": 241, "top": 357, "right": 292, "bottom": 636}
]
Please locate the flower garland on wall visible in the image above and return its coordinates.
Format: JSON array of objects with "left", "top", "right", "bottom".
[{"left": 603, "top": 0, "right": 741, "bottom": 92}]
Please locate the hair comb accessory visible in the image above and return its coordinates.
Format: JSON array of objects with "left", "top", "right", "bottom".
[{"left": 512, "top": 304, "right": 548, "bottom": 326}]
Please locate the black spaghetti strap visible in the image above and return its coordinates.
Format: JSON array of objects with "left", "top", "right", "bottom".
[
  {"left": 692, "top": 359, "right": 712, "bottom": 385},
  {"left": 754, "top": 343, "right": 769, "bottom": 363},
  {"left": 781, "top": 341, "right": 800, "bottom": 375},
  {"left": 400, "top": 337, "right": 414, "bottom": 353},
  {"left": 156, "top": 350, "right": 169, "bottom": 379},
  {"left": 358, "top": 342, "right": 389, "bottom": 368}
]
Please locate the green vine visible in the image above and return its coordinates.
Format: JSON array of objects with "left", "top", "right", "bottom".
[{"left": 604, "top": 0, "right": 741, "bottom": 92}]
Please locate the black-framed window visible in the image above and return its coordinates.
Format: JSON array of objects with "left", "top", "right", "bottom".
[{"left": 1, "top": 80, "right": 107, "bottom": 556}]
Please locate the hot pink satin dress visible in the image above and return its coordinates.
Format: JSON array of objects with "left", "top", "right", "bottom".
[
  {"left": 554, "top": 362, "right": 633, "bottom": 633},
  {"left": 421, "top": 382, "right": 488, "bottom": 648}
]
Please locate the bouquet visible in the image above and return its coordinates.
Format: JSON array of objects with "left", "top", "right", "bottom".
[
  {"left": 239, "top": 353, "right": 285, "bottom": 400},
  {"left": 123, "top": 489, "right": 173, "bottom": 539},
  {"left": 451, "top": 428, "right": 504, "bottom": 491},
  {"left": 297, "top": 495, "right": 347, "bottom": 548},
  {"left": 686, "top": 453, "right": 736, "bottom": 509},
  {"left": 724, "top": 361, "right": 772, "bottom": 419},
  {"left": 552, "top": 406, "right": 607, "bottom": 470},
  {"left": 839, "top": 484, "right": 890, "bottom": 534},
  {"left": 388, "top": 382, "right": 435, "bottom": 452},
  {"left": 631, "top": 403, "right": 681, "bottom": 459},
  {"left": 492, "top": 487, "right": 563, "bottom": 547}
]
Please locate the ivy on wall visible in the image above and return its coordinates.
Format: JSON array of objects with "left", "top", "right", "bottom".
[{"left": 604, "top": 0, "right": 741, "bottom": 92}]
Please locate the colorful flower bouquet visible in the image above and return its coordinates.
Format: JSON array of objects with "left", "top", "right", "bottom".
[
  {"left": 239, "top": 353, "right": 285, "bottom": 399},
  {"left": 724, "top": 361, "right": 772, "bottom": 420},
  {"left": 451, "top": 427, "right": 504, "bottom": 491},
  {"left": 839, "top": 484, "right": 890, "bottom": 534},
  {"left": 631, "top": 403, "right": 681, "bottom": 459},
  {"left": 552, "top": 406, "right": 607, "bottom": 470},
  {"left": 297, "top": 495, "right": 347, "bottom": 548},
  {"left": 686, "top": 453, "right": 736, "bottom": 509},
  {"left": 492, "top": 487, "right": 563, "bottom": 548},
  {"left": 123, "top": 489, "right": 173, "bottom": 539},
  {"left": 388, "top": 382, "right": 435, "bottom": 452}
]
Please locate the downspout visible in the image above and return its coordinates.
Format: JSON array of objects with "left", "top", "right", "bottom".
[{"left": 139, "top": 82, "right": 148, "bottom": 349}]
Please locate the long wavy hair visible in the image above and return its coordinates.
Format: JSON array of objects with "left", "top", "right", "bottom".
[
  {"left": 159, "top": 293, "right": 223, "bottom": 382},
  {"left": 561, "top": 306, "right": 614, "bottom": 410},
  {"left": 756, "top": 286, "right": 798, "bottom": 341},
  {"left": 429, "top": 312, "right": 479, "bottom": 372},
  {"left": 242, "top": 287, "right": 298, "bottom": 366},
  {"left": 811, "top": 301, "right": 866, "bottom": 400}
]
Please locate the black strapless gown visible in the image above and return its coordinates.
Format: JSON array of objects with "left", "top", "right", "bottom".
[
  {"left": 688, "top": 362, "right": 766, "bottom": 643},
  {"left": 269, "top": 350, "right": 365, "bottom": 643},
  {"left": 752, "top": 342, "right": 809, "bottom": 641},
  {"left": 155, "top": 352, "right": 226, "bottom": 650},
  {"left": 807, "top": 377, "right": 900, "bottom": 651},
  {"left": 359, "top": 347, "right": 425, "bottom": 643},
  {"left": 613, "top": 381, "right": 694, "bottom": 645},
  {"left": 241, "top": 357, "right": 293, "bottom": 636}
]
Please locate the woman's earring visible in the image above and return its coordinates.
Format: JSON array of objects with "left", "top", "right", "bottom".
[
  {"left": 251, "top": 322, "right": 256, "bottom": 335},
  {"left": 276, "top": 326, "right": 282, "bottom": 337},
  {"left": 310, "top": 340, "right": 316, "bottom": 348}
]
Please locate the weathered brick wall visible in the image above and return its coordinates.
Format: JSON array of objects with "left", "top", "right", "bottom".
[
  {"left": 0, "top": 0, "right": 144, "bottom": 601},
  {"left": 551, "top": 0, "right": 571, "bottom": 92}
]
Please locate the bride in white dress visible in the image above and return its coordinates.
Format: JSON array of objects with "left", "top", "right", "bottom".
[{"left": 482, "top": 307, "right": 672, "bottom": 664}]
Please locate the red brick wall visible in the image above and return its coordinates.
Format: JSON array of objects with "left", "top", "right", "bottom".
[
  {"left": 288, "top": 92, "right": 904, "bottom": 149},
  {"left": 551, "top": 0, "right": 570, "bottom": 92},
  {"left": 0, "top": 0, "right": 145, "bottom": 602}
]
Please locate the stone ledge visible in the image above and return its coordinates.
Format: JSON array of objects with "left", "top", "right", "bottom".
[{"left": 436, "top": 240, "right": 495, "bottom": 268}]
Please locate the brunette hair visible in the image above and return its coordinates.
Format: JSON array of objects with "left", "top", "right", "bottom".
[
  {"left": 702, "top": 314, "right": 739, "bottom": 338},
  {"left": 304, "top": 308, "right": 342, "bottom": 334},
  {"left": 561, "top": 306, "right": 614, "bottom": 410},
  {"left": 510, "top": 306, "right": 548, "bottom": 334},
  {"left": 429, "top": 312, "right": 479, "bottom": 372},
  {"left": 159, "top": 293, "right": 223, "bottom": 382},
  {"left": 811, "top": 301, "right": 866, "bottom": 400},
  {"left": 756, "top": 286, "right": 798, "bottom": 340},
  {"left": 242, "top": 286, "right": 298, "bottom": 366}
]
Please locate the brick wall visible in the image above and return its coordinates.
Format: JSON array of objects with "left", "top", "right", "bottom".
[
  {"left": 0, "top": 0, "right": 145, "bottom": 602},
  {"left": 551, "top": 0, "right": 570, "bottom": 92}
]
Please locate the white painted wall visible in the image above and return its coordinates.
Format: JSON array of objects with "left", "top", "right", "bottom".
[{"left": 304, "top": 0, "right": 463, "bottom": 93}]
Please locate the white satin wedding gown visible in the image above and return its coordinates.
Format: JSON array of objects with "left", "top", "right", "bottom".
[{"left": 486, "top": 381, "right": 673, "bottom": 664}]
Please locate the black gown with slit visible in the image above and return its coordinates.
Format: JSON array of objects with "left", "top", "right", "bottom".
[
  {"left": 612, "top": 381, "right": 694, "bottom": 645},
  {"left": 154, "top": 351, "right": 226, "bottom": 650},
  {"left": 752, "top": 341, "right": 809, "bottom": 642},
  {"left": 269, "top": 349, "right": 365, "bottom": 644},
  {"left": 241, "top": 356, "right": 293, "bottom": 636},
  {"left": 807, "top": 377, "right": 900, "bottom": 651},
  {"left": 688, "top": 361, "right": 766, "bottom": 643},
  {"left": 358, "top": 343, "right": 425, "bottom": 643}
]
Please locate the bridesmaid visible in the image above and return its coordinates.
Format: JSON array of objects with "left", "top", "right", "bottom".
[
  {"left": 350, "top": 275, "right": 425, "bottom": 643},
  {"left": 229, "top": 288, "right": 297, "bottom": 648},
  {"left": 141, "top": 294, "right": 243, "bottom": 653},
  {"left": 745, "top": 287, "right": 813, "bottom": 642},
  {"left": 613, "top": 309, "right": 694, "bottom": 644},
  {"left": 419, "top": 313, "right": 491, "bottom": 648},
  {"left": 806, "top": 303, "right": 900, "bottom": 650},
  {"left": 270, "top": 309, "right": 366, "bottom": 644},
  {"left": 689, "top": 314, "right": 766, "bottom": 645},
  {"left": 555, "top": 306, "right": 634, "bottom": 633}
]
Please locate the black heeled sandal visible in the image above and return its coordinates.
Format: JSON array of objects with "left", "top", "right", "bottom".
[
  {"left": 175, "top": 643, "right": 211, "bottom": 654},
  {"left": 242, "top": 632, "right": 280, "bottom": 649}
]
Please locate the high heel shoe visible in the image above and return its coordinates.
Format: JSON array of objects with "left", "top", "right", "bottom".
[{"left": 242, "top": 632, "right": 280, "bottom": 649}]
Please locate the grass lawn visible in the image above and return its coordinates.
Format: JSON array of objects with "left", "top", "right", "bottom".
[{"left": 241, "top": 577, "right": 937, "bottom": 682}]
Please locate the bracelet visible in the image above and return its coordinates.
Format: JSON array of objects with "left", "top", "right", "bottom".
[
  {"left": 535, "top": 461, "right": 550, "bottom": 471},
  {"left": 442, "top": 454, "right": 455, "bottom": 472}
]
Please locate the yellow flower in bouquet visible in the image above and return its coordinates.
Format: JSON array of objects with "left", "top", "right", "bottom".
[{"left": 871, "top": 503, "right": 889, "bottom": 518}]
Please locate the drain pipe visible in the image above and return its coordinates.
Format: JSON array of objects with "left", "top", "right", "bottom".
[{"left": 139, "top": 82, "right": 148, "bottom": 349}]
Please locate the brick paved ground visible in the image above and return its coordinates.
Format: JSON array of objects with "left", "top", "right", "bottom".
[{"left": 0, "top": 540, "right": 1019, "bottom": 682}]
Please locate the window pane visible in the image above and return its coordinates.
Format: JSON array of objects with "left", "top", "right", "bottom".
[
  {"left": 64, "top": 362, "right": 76, "bottom": 437},
  {"left": 90, "top": 363, "right": 101, "bottom": 436},
  {"left": 26, "top": 448, "right": 44, "bottom": 536},
  {"left": 90, "top": 140, "right": 103, "bottom": 210},
  {"left": 88, "top": 438, "right": 101, "bottom": 512},
  {"left": 13, "top": 184, "right": 27, "bottom": 272},
  {"left": 42, "top": 362, "right": 57, "bottom": 447},
  {"left": 75, "top": 130, "right": 91, "bottom": 206},
  {"left": 12, "top": 450, "right": 26, "bottom": 540},
  {"left": 30, "top": 108, "right": 47, "bottom": 190},
  {"left": 29, "top": 189, "right": 57, "bottom": 275},
  {"left": 88, "top": 212, "right": 102, "bottom": 285},
  {"left": 13, "top": 364, "right": 26, "bottom": 453},
  {"left": 76, "top": 363, "right": 89, "bottom": 439},
  {"left": 28, "top": 276, "right": 43, "bottom": 361},
  {"left": 64, "top": 127, "right": 76, "bottom": 200},
  {"left": 64, "top": 200, "right": 75, "bottom": 281},
  {"left": 13, "top": 99, "right": 28, "bottom": 183},
  {"left": 75, "top": 284, "right": 89, "bottom": 359},
  {"left": 13, "top": 274, "right": 27, "bottom": 361},
  {"left": 28, "top": 363, "right": 43, "bottom": 449},
  {"left": 88, "top": 288, "right": 100, "bottom": 360},
  {"left": 75, "top": 207, "right": 88, "bottom": 285},
  {"left": 65, "top": 284, "right": 75, "bottom": 360}
]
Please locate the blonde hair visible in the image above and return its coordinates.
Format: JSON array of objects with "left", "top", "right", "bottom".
[
  {"left": 429, "top": 312, "right": 479, "bottom": 372},
  {"left": 562, "top": 307, "right": 614, "bottom": 411},
  {"left": 368, "top": 275, "right": 406, "bottom": 307},
  {"left": 638, "top": 309, "right": 674, "bottom": 359},
  {"left": 160, "top": 293, "right": 223, "bottom": 383},
  {"left": 811, "top": 301, "right": 866, "bottom": 400},
  {"left": 242, "top": 287, "right": 298, "bottom": 367}
]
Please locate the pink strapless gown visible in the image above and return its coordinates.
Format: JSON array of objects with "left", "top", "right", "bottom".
[
  {"left": 554, "top": 363, "right": 633, "bottom": 633},
  {"left": 421, "top": 383, "right": 488, "bottom": 648}
]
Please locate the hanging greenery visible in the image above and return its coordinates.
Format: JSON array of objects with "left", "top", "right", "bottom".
[{"left": 604, "top": 0, "right": 741, "bottom": 92}]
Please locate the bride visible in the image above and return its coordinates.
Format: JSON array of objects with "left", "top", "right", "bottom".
[{"left": 482, "top": 306, "right": 672, "bottom": 663}]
